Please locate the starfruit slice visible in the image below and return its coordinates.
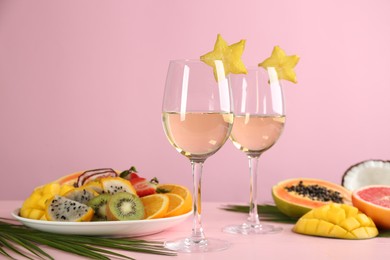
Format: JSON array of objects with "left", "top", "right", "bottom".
[
  {"left": 293, "top": 203, "right": 378, "bottom": 239},
  {"left": 200, "top": 34, "right": 247, "bottom": 80},
  {"left": 258, "top": 45, "right": 300, "bottom": 83}
]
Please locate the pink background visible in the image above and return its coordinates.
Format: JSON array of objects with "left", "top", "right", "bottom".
[{"left": 1, "top": 0, "right": 389, "bottom": 202}]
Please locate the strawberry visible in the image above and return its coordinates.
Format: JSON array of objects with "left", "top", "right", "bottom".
[
  {"left": 130, "top": 177, "right": 158, "bottom": 197},
  {"left": 119, "top": 167, "right": 159, "bottom": 197},
  {"left": 119, "top": 166, "right": 139, "bottom": 181}
]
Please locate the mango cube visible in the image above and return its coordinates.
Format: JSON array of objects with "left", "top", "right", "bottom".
[{"left": 293, "top": 203, "right": 378, "bottom": 239}]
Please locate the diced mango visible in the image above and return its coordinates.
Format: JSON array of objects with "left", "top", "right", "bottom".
[
  {"left": 340, "top": 217, "right": 360, "bottom": 231},
  {"left": 36, "top": 193, "right": 54, "bottom": 210},
  {"left": 344, "top": 232, "right": 356, "bottom": 239},
  {"left": 28, "top": 209, "right": 45, "bottom": 220},
  {"left": 356, "top": 213, "right": 371, "bottom": 226},
  {"left": 316, "top": 220, "right": 333, "bottom": 236},
  {"left": 293, "top": 203, "right": 378, "bottom": 239},
  {"left": 293, "top": 219, "right": 307, "bottom": 234},
  {"left": 341, "top": 204, "right": 358, "bottom": 218},
  {"left": 20, "top": 182, "right": 75, "bottom": 220},
  {"left": 313, "top": 205, "right": 329, "bottom": 219},
  {"left": 303, "top": 211, "right": 314, "bottom": 219},
  {"left": 366, "top": 227, "right": 379, "bottom": 237},
  {"left": 327, "top": 205, "right": 346, "bottom": 225},
  {"left": 20, "top": 207, "right": 31, "bottom": 218},
  {"left": 351, "top": 227, "right": 369, "bottom": 238},
  {"left": 33, "top": 185, "right": 44, "bottom": 193},
  {"left": 59, "top": 184, "right": 75, "bottom": 195},
  {"left": 42, "top": 183, "right": 61, "bottom": 195},
  {"left": 329, "top": 225, "right": 348, "bottom": 237},
  {"left": 303, "top": 219, "right": 319, "bottom": 234}
]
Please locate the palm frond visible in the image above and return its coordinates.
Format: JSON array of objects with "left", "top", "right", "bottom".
[
  {"left": 221, "top": 204, "right": 297, "bottom": 224},
  {"left": 0, "top": 220, "right": 175, "bottom": 260},
  {"left": 377, "top": 230, "right": 390, "bottom": 238}
]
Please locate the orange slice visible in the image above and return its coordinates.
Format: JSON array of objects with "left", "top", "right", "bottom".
[
  {"left": 165, "top": 193, "right": 187, "bottom": 217},
  {"left": 158, "top": 184, "right": 192, "bottom": 214},
  {"left": 140, "top": 194, "right": 169, "bottom": 219}
]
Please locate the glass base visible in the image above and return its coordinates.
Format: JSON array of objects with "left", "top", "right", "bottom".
[
  {"left": 223, "top": 222, "right": 282, "bottom": 235},
  {"left": 164, "top": 237, "right": 230, "bottom": 253}
]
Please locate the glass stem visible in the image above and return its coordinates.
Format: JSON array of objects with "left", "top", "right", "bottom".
[
  {"left": 190, "top": 160, "right": 206, "bottom": 243},
  {"left": 247, "top": 155, "right": 260, "bottom": 226}
]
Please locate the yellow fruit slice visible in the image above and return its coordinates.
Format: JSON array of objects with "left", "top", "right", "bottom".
[
  {"left": 20, "top": 183, "right": 75, "bottom": 220},
  {"left": 140, "top": 194, "right": 170, "bottom": 219},
  {"left": 258, "top": 45, "right": 300, "bottom": 83},
  {"left": 200, "top": 34, "right": 247, "bottom": 79},
  {"left": 164, "top": 193, "right": 187, "bottom": 217},
  {"left": 157, "top": 184, "right": 192, "bottom": 215},
  {"left": 100, "top": 177, "right": 137, "bottom": 195},
  {"left": 293, "top": 203, "right": 378, "bottom": 239},
  {"left": 82, "top": 180, "right": 104, "bottom": 194},
  {"left": 63, "top": 187, "right": 99, "bottom": 205}
]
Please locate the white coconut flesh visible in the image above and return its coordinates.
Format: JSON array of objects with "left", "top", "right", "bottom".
[{"left": 342, "top": 160, "right": 390, "bottom": 191}]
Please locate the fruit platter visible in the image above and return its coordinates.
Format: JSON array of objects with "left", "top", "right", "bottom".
[{"left": 14, "top": 166, "right": 193, "bottom": 236}]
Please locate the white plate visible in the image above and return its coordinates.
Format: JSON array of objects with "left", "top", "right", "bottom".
[{"left": 12, "top": 209, "right": 191, "bottom": 237}]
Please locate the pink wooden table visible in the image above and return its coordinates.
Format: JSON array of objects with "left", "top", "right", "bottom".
[{"left": 2, "top": 200, "right": 390, "bottom": 260}]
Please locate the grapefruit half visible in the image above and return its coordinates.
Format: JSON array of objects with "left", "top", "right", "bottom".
[{"left": 352, "top": 185, "right": 390, "bottom": 229}]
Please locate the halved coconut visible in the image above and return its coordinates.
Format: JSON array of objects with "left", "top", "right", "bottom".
[{"left": 342, "top": 160, "right": 390, "bottom": 191}]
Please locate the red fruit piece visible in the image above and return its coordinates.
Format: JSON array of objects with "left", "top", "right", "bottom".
[
  {"left": 130, "top": 177, "right": 157, "bottom": 197},
  {"left": 119, "top": 166, "right": 139, "bottom": 180},
  {"left": 119, "top": 166, "right": 159, "bottom": 197}
]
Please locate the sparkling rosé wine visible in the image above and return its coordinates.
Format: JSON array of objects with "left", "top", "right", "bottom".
[
  {"left": 230, "top": 114, "right": 285, "bottom": 155},
  {"left": 162, "top": 112, "right": 233, "bottom": 159}
]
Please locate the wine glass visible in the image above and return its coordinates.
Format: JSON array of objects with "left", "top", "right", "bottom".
[
  {"left": 162, "top": 59, "right": 233, "bottom": 252},
  {"left": 223, "top": 66, "right": 285, "bottom": 235}
]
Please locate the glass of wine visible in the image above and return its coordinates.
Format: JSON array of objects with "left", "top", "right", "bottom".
[
  {"left": 162, "top": 59, "right": 233, "bottom": 252},
  {"left": 223, "top": 66, "right": 285, "bottom": 235}
]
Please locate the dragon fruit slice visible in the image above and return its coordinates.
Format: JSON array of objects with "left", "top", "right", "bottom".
[
  {"left": 63, "top": 187, "right": 99, "bottom": 205},
  {"left": 342, "top": 160, "right": 390, "bottom": 191},
  {"left": 45, "top": 195, "right": 94, "bottom": 222},
  {"left": 100, "top": 177, "right": 137, "bottom": 195}
]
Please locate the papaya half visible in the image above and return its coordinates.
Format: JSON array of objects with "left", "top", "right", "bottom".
[{"left": 272, "top": 178, "right": 352, "bottom": 218}]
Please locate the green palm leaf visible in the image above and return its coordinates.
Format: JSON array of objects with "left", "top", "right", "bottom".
[
  {"left": 0, "top": 220, "right": 175, "bottom": 260},
  {"left": 222, "top": 204, "right": 297, "bottom": 224}
]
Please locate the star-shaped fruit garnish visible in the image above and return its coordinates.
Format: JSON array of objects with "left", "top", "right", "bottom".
[
  {"left": 200, "top": 34, "right": 247, "bottom": 80},
  {"left": 258, "top": 46, "right": 300, "bottom": 83}
]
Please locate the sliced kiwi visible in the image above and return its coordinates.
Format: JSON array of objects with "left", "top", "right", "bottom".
[
  {"left": 87, "top": 194, "right": 112, "bottom": 221},
  {"left": 106, "top": 192, "right": 145, "bottom": 221}
]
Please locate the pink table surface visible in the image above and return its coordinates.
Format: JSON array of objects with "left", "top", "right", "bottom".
[{"left": 2, "top": 200, "right": 390, "bottom": 260}]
